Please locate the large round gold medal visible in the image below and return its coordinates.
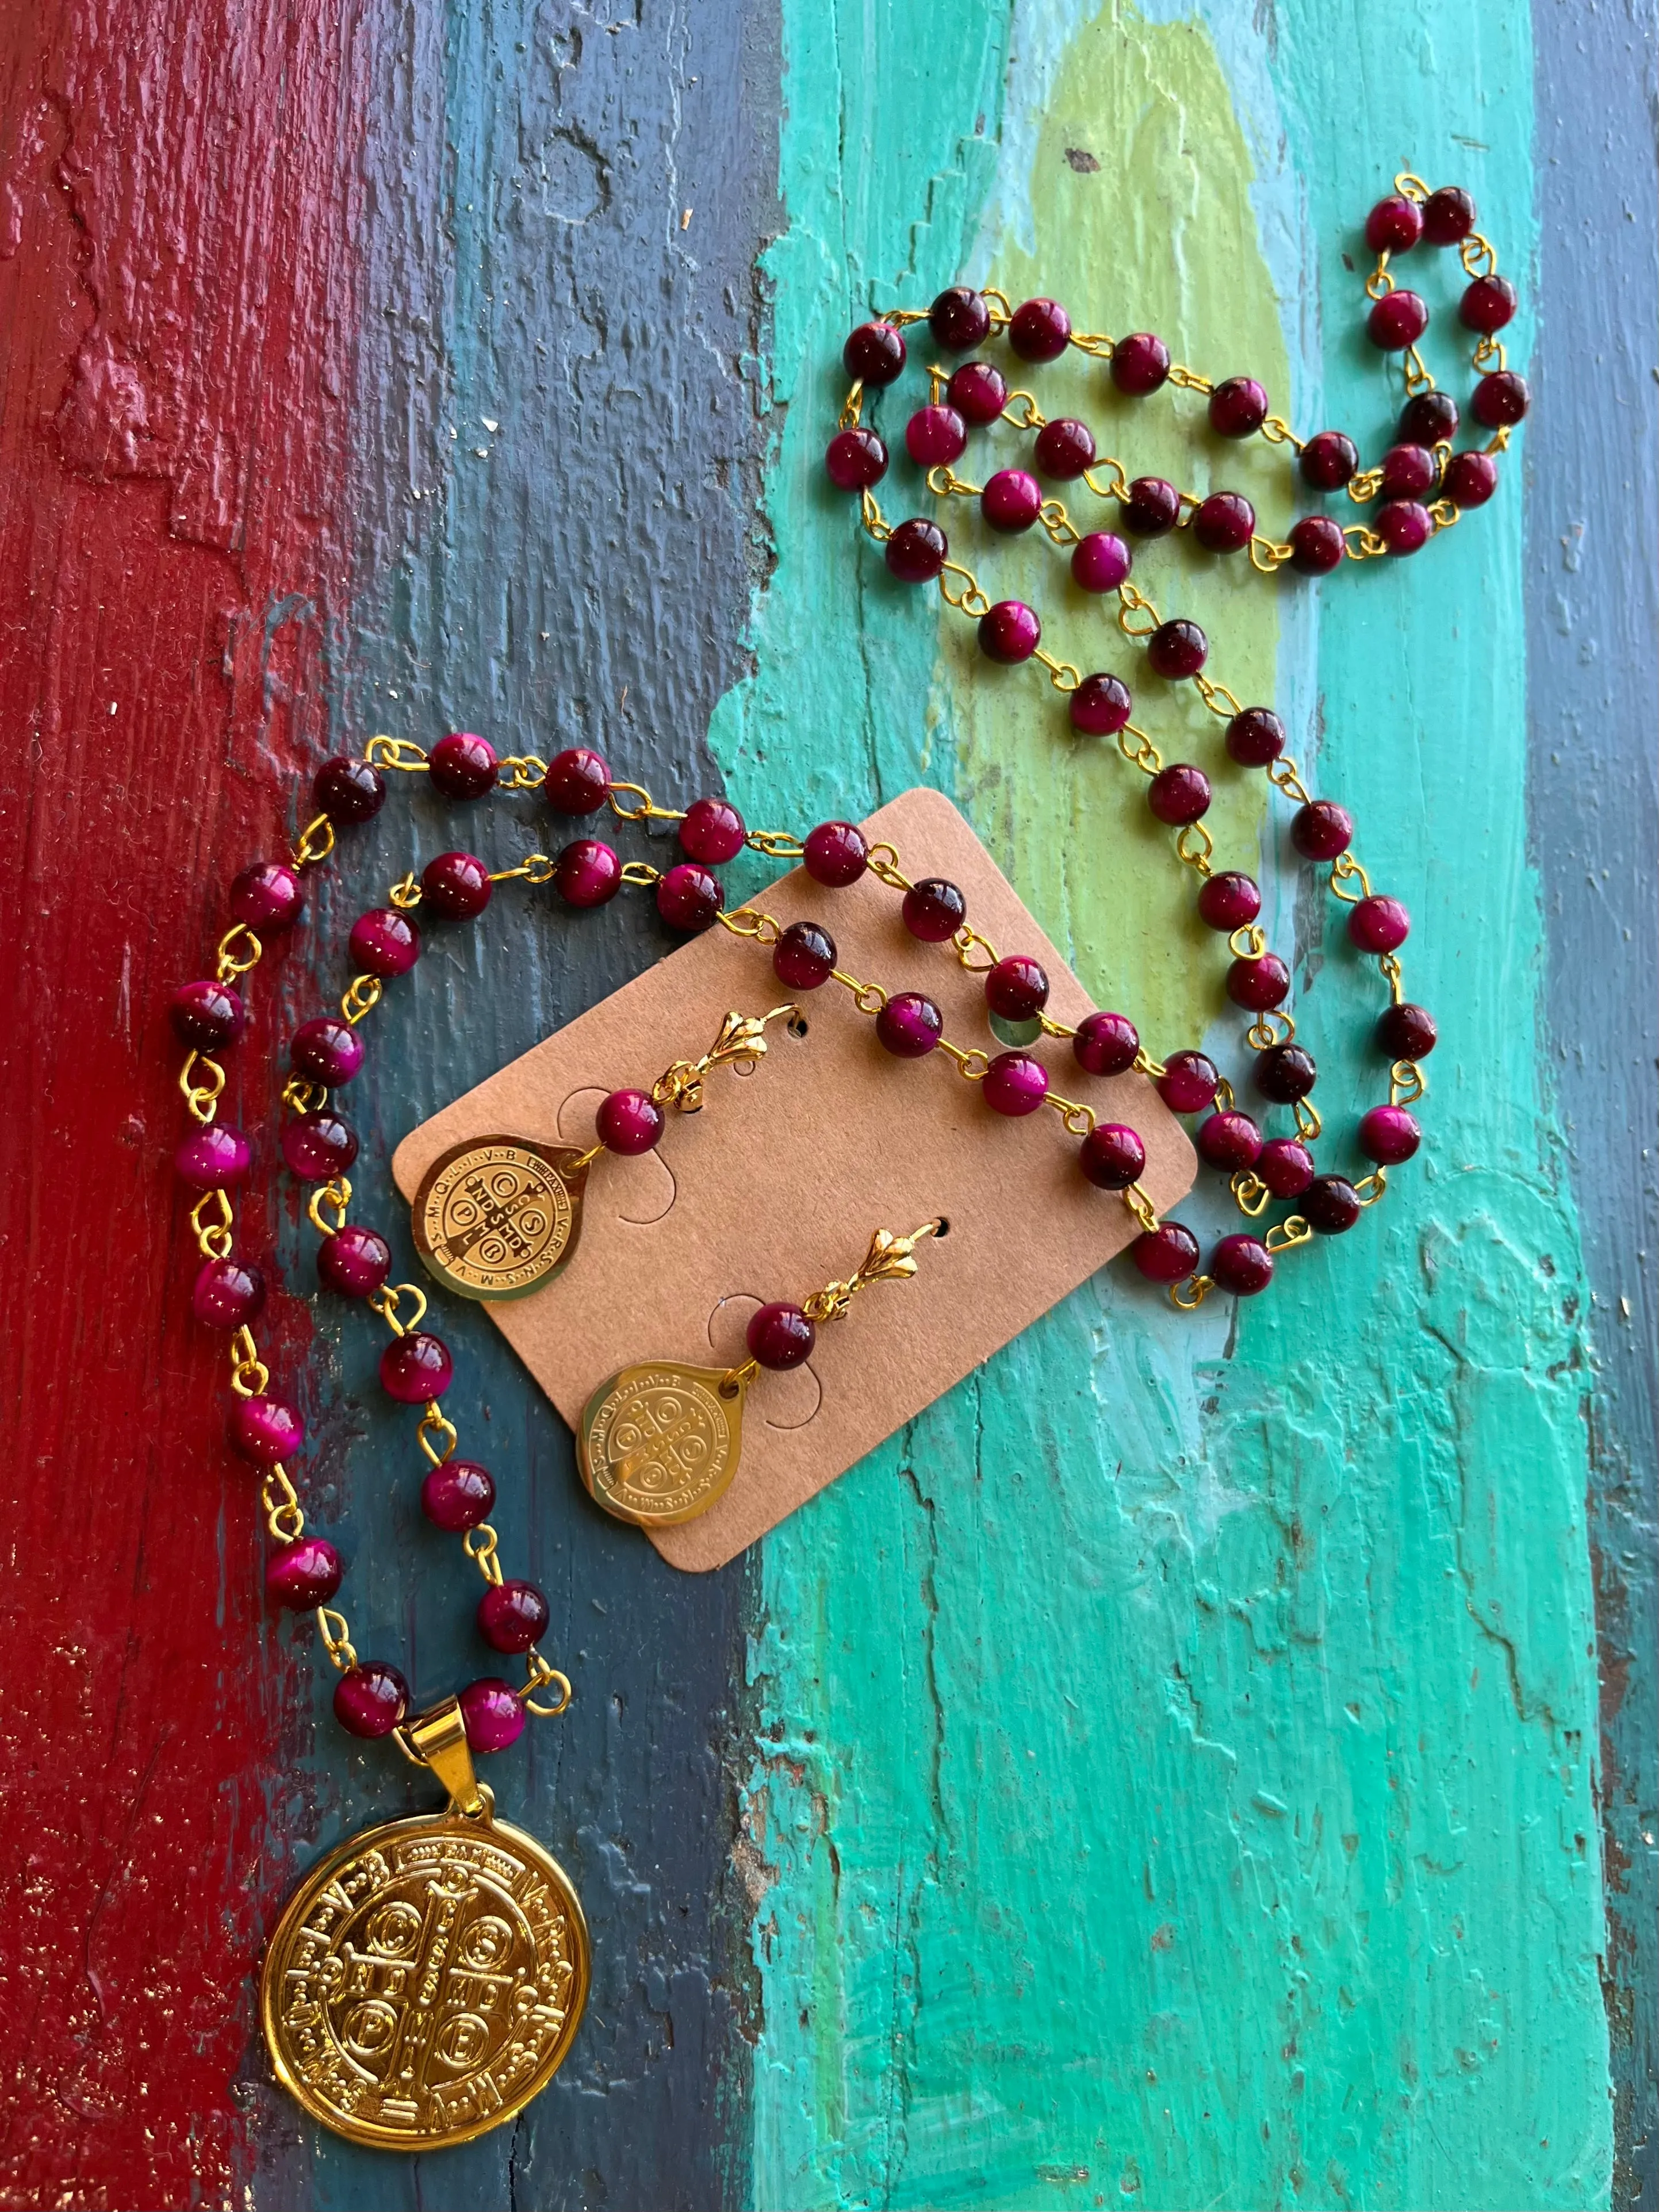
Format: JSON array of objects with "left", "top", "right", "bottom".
[
  {"left": 577, "top": 1362, "right": 746, "bottom": 1526},
  {"left": 412, "top": 1137, "right": 588, "bottom": 1301}
]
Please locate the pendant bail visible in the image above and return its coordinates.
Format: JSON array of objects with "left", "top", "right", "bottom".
[{"left": 405, "top": 1695, "right": 485, "bottom": 1816}]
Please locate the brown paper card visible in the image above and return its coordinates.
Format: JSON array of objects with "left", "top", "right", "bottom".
[{"left": 393, "top": 787, "right": 1196, "bottom": 1570}]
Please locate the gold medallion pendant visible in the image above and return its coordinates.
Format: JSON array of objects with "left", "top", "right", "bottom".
[
  {"left": 412, "top": 1136, "right": 592, "bottom": 1301},
  {"left": 262, "top": 1701, "right": 589, "bottom": 2150},
  {"left": 577, "top": 1362, "right": 747, "bottom": 1527}
]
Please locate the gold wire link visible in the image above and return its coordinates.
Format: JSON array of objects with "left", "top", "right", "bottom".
[
  {"left": 1346, "top": 467, "right": 1385, "bottom": 503},
  {"left": 619, "top": 861, "right": 661, "bottom": 887},
  {"left": 982, "top": 285, "right": 1013, "bottom": 324},
  {"left": 1175, "top": 822, "right": 1214, "bottom": 877},
  {"left": 1032, "top": 648, "right": 1081, "bottom": 692},
  {"left": 1170, "top": 1274, "right": 1214, "bottom": 1310},
  {"left": 292, "top": 813, "right": 336, "bottom": 869},
  {"left": 418, "top": 1406, "right": 459, "bottom": 1469},
  {"left": 1116, "top": 582, "right": 1160, "bottom": 639},
  {"left": 1390, "top": 1059, "right": 1426, "bottom": 1108},
  {"left": 1393, "top": 171, "right": 1430, "bottom": 201},
  {"left": 937, "top": 559, "right": 992, "bottom": 620},
  {"left": 1343, "top": 525, "right": 1388, "bottom": 560},
  {"left": 340, "top": 972, "right": 383, "bottom": 1026},
  {"left": 953, "top": 925, "right": 998, "bottom": 972},
  {"left": 1247, "top": 536, "right": 1295, "bottom": 574},
  {"left": 1231, "top": 1170, "right": 1270, "bottom": 1218},
  {"left": 1328, "top": 852, "right": 1373, "bottom": 904},
  {"left": 1472, "top": 333, "right": 1507, "bottom": 373},
  {"left": 283, "top": 1075, "right": 328, "bottom": 1114},
  {"left": 1081, "top": 458, "right": 1130, "bottom": 503},
  {"left": 926, "top": 364, "right": 948, "bottom": 405},
  {"left": 1266, "top": 755, "right": 1312, "bottom": 807},
  {"left": 489, "top": 852, "right": 557, "bottom": 884},
  {"left": 1379, "top": 951, "right": 1406, "bottom": 1006},
  {"left": 1401, "top": 345, "right": 1434, "bottom": 397},
  {"left": 1166, "top": 363, "right": 1214, "bottom": 395},
  {"left": 214, "top": 922, "right": 263, "bottom": 982},
  {"left": 1213, "top": 1075, "right": 1236, "bottom": 1111},
  {"left": 858, "top": 488, "right": 891, "bottom": 542},
  {"left": 1246, "top": 1009, "right": 1296, "bottom": 1049},
  {"left": 1049, "top": 1094, "right": 1097, "bottom": 1138},
  {"left": 262, "top": 1463, "right": 305, "bottom": 1544},
  {"left": 717, "top": 904, "right": 782, "bottom": 946},
  {"left": 1037, "top": 1011, "right": 1078, "bottom": 1041},
  {"left": 363, "top": 735, "right": 430, "bottom": 772},
  {"left": 838, "top": 378, "right": 864, "bottom": 430},
  {"left": 1459, "top": 231, "right": 1497, "bottom": 279},
  {"left": 938, "top": 1041, "right": 990, "bottom": 1081},
  {"left": 1067, "top": 329, "right": 1115, "bottom": 361},
  {"left": 1228, "top": 924, "right": 1267, "bottom": 961},
  {"left": 307, "top": 1177, "right": 352, "bottom": 1236},
  {"left": 178, "top": 1050, "right": 225, "bottom": 1125},
  {"left": 1000, "top": 389, "right": 1046, "bottom": 431},
  {"left": 1354, "top": 1168, "right": 1389, "bottom": 1207},
  {"left": 1427, "top": 499, "right": 1459, "bottom": 533},
  {"left": 388, "top": 870, "right": 422, "bottom": 910},
  {"left": 1038, "top": 501, "right": 1079, "bottom": 549},
  {"left": 464, "top": 1524, "right": 505, "bottom": 1588},
  {"left": 1364, "top": 255, "right": 1394, "bottom": 301},
  {"left": 316, "top": 1607, "right": 358, "bottom": 1671},
  {"left": 229, "top": 1326, "right": 269, "bottom": 1399},
  {"left": 1132, "top": 1049, "right": 1167, "bottom": 1080},
  {"left": 864, "top": 841, "right": 911, "bottom": 890},
  {"left": 1265, "top": 1216, "right": 1313, "bottom": 1254},
  {"left": 830, "top": 968, "right": 888, "bottom": 1015},
  {"left": 495, "top": 753, "right": 549, "bottom": 789},
  {"left": 520, "top": 1653, "right": 574, "bottom": 1716},
  {"left": 1124, "top": 1182, "right": 1160, "bottom": 1235},
  {"left": 190, "top": 1186, "right": 235, "bottom": 1261},
  {"left": 606, "top": 779, "right": 684, "bottom": 824},
  {"left": 746, "top": 828, "right": 806, "bottom": 859},
  {"left": 926, "top": 463, "right": 981, "bottom": 500},
  {"left": 369, "top": 1280, "right": 429, "bottom": 1337},
  {"left": 1192, "top": 674, "right": 1242, "bottom": 721},
  {"left": 1259, "top": 415, "right": 1304, "bottom": 453},
  {"left": 1293, "top": 1095, "right": 1323, "bottom": 1142}
]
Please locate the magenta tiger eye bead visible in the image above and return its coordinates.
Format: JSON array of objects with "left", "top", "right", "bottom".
[
  {"left": 1208, "top": 377, "right": 1269, "bottom": 438},
  {"left": 843, "top": 321, "right": 906, "bottom": 384},
  {"left": 929, "top": 286, "right": 991, "bottom": 351},
  {"left": 170, "top": 979, "right": 246, "bottom": 1051},
  {"left": 885, "top": 517, "right": 948, "bottom": 584},
  {"left": 1445, "top": 451, "right": 1498, "bottom": 509},
  {"left": 282, "top": 1110, "right": 359, "bottom": 1181},
  {"left": 266, "top": 1535, "right": 342, "bottom": 1611},
  {"left": 1226, "top": 954, "right": 1290, "bottom": 1011},
  {"left": 1400, "top": 388, "right": 1459, "bottom": 444},
  {"left": 803, "top": 820, "right": 868, "bottom": 887},
  {"left": 1072, "top": 1010, "right": 1139, "bottom": 1077},
  {"left": 422, "top": 850, "right": 493, "bottom": 918},
  {"left": 1422, "top": 185, "right": 1476, "bottom": 245},
  {"left": 229, "top": 861, "right": 303, "bottom": 932},
  {"left": 876, "top": 992, "right": 944, "bottom": 1057},
  {"left": 1368, "top": 289, "right": 1428, "bottom": 350},
  {"left": 1070, "top": 532, "right": 1131, "bottom": 593},
  {"left": 906, "top": 404, "right": 967, "bottom": 467},
  {"left": 1289, "top": 516, "right": 1347, "bottom": 576},
  {"left": 1472, "top": 370, "right": 1529, "bottom": 428},
  {"left": 334, "top": 1662, "right": 409, "bottom": 1739},
  {"left": 1146, "top": 620, "right": 1208, "bottom": 680},
  {"left": 193, "top": 1258, "right": 265, "bottom": 1328},
  {"left": 1110, "top": 332, "right": 1170, "bottom": 394},
  {"left": 1299, "top": 430, "right": 1359, "bottom": 491},
  {"left": 773, "top": 919, "right": 837, "bottom": 991},
  {"left": 596, "top": 1088, "right": 665, "bottom": 1155},
  {"left": 423, "top": 1458, "right": 496, "bottom": 1531},
  {"left": 978, "top": 600, "right": 1041, "bottom": 663},
  {"left": 381, "top": 1332, "right": 453, "bottom": 1404},
  {"left": 1291, "top": 800, "right": 1353, "bottom": 860},
  {"left": 1197, "top": 1110, "right": 1263, "bottom": 1171},
  {"left": 1377, "top": 1002, "right": 1437, "bottom": 1059},
  {"left": 544, "top": 746, "right": 611, "bottom": 814},
  {"left": 748, "top": 1302, "right": 816, "bottom": 1370},
  {"left": 1303, "top": 1174, "right": 1362, "bottom": 1235},
  {"left": 825, "top": 426, "right": 888, "bottom": 491},
  {"left": 1348, "top": 895, "right": 1411, "bottom": 952},
  {"left": 317, "top": 1225, "right": 392, "bottom": 1298},
  {"left": 1210, "top": 1234, "right": 1274, "bottom": 1297},
  {"left": 1254, "top": 1042, "right": 1318, "bottom": 1103},
  {"left": 982, "top": 1051, "right": 1048, "bottom": 1117},
  {"left": 1192, "top": 492, "right": 1255, "bottom": 555},
  {"left": 1122, "top": 476, "right": 1180, "bottom": 536},
  {"left": 656, "top": 863, "right": 722, "bottom": 934},
  {"left": 313, "top": 756, "right": 386, "bottom": 825},
  {"left": 1380, "top": 443, "right": 1438, "bottom": 501},
  {"left": 1148, "top": 764, "right": 1211, "bottom": 825},
  {"left": 555, "top": 838, "right": 621, "bottom": 908},
  {"left": 947, "top": 360, "right": 1007, "bottom": 424},
  {"left": 902, "top": 877, "right": 967, "bottom": 942},
  {"left": 1008, "top": 296, "right": 1071, "bottom": 362},
  {"left": 1033, "top": 417, "right": 1096, "bottom": 480},
  {"left": 1070, "top": 673, "right": 1133, "bottom": 737},
  {"left": 1365, "top": 194, "right": 1424, "bottom": 253},
  {"left": 981, "top": 469, "right": 1043, "bottom": 533},
  {"left": 1198, "top": 872, "right": 1260, "bottom": 931},
  {"left": 478, "top": 1580, "right": 550, "bottom": 1655},
  {"left": 348, "top": 907, "right": 421, "bottom": 979},
  {"left": 1132, "top": 1221, "right": 1201, "bottom": 1283},
  {"left": 679, "top": 797, "right": 746, "bottom": 864},
  {"left": 459, "top": 1677, "right": 526, "bottom": 1754},
  {"left": 428, "top": 732, "right": 499, "bottom": 801},
  {"left": 986, "top": 955, "right": 1049, "bottom": 1022},
  {"left": 292, "top": 1017, "right": 364, "bottom": 1086},
  {"left": 1359, "top": 1105, "right": 1422, "bottom": 1165},
  {"left": 229, "top": 1394, "right": 304, "bottom": 1465},
  {"left": 1079, "top": 1122, "right": 1146, "bottom": 1190},
  {"left": 1461, "top": 275, "right": 1517, "bottom": 333},
  {"left": 1157, "top": 1051, "right": 1219, "bottom": 1115},
  {"left": 1256, "top": 1137, "right": 1315, "bottom": 1199},
  {"left": 1226, "top": 707, "right": 1285, "bottom": 766},
  {"left": 175, "top": 1124, "right": 251, "bottom": 1189}
]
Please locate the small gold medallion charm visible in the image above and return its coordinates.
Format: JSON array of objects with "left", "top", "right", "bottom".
[
  {"left": 577, "top": 1362, "right": 746, "bottom": 1527},
  {"left": 412, "top": 1136, "right": 591, "bottom": 1301}
]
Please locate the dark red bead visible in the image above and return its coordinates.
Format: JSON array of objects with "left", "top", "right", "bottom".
[
  {"left": 843, "top": 321, "right": 906, "bottom": 384},
  {"left": 1348, "top": 895, "right": 1411, "bottom": 953},
  {"left": 1122, "top": 476, "right": 1179, "bottom": 536},
  {"left": 1208, "top": 377, "right": 1269, "bottom": 438},
  {"left": 422, "top": 850, "right": 493, "bottom": 918},
  {"left": 875, "top": 992, "right": 943, "bottom": 1057},
  {"left": 313, "top": 756, "right": 385, "bottom": 825},
  {"left": 1376, "top": 499, "right": 1432, "bottom": 555},
  {"left": 1072, "top": 1010, "right": 1139, "bottom": 1077},
  {"left": 1380, "top": 443, "right": 1438, "bottom": 500},
  {"left": 929, "top": 286, "right": 991, "bottom": 351},
  {"left": 1377, "top": 1002, "right": 1436, "bottom": 1059},
  {"left": 428, "top": 732, "right": 499, "bottom": 800},
  {"left": 986, "top": 955, "right": 1049, "bottom": 1022},
  {"left": 1445, "top": 451, "right": 1498, "bottom": 509},
  {"left": 1079, "top": 1122, "right": 1146, "bottom": 1190},
  {"left": 1034, "top": 418, "right": 1096, "bottom": 480},
  {"left": 1472, "top": 370, "right": 1529, "bottom": 429},
  {"left": 1193, "top": 492, "right": 1255, "bottom": 554},
  {"left": 1145, "top": 620, "right": 1208, "bottom": 680},
  {"left": 1289, "top": 516, "right": 1346, "bottom": 575},
  {"left": 596, "top": 1088, "right": 665, "bottom": 1155},
  {"left": 773, "top": 919, "right": 837, "bottom": 991},
  {"left": 1070, "top": 673, "right": 1133, "bottom": 737},
  {"left": 825, "top": 427, "right": 889, "bottom": 490},
  {"left": 175, "top": 1125, "right": 251, "bottom": 1189},
  {"left": 982, "top": 1051, "right": 1048, "bottom": 1116},
  {"left": 292, "top": 1017, "right": 363, "bottom": 1086},
  {"left": 948, "top": 360, "right": 1007, "bottom": 424},
  {"left": 1227, "top": 954, "right": 1290, "bottom": 1010},
  {"left": 1300, "top": 430, "right": 1359, "bottom": 492},
  {"left": 170, "top": 979, "right": 246, "bottom": 1052},
  {"left": 267, "top": 1536, "right": 342, "bottom": 1611},
  {"left": 555, "top": 838, "right": 621, "bottom": 908},
  {"left": 317, "top": 1225, "right": 392, "bottom": 1298},
  {"left": 656, "top": 863, "right": 722, "bottom": 934},
  {"left": 1367, "top": 290, "right": 1428, "bottom": 350},
  {"left": 422, "top": 1458, "right": 496, "bottom": 1531},
  {"left": 679, "top": 796, "right": 746, "bottom": 864},
  {"left": 1303, "top": 1175, "right": 1362, "bottom": 1235},
  {"left": 1365, "top": 195, "right": 1424, "bottom": 254},
  {"left": 885, "top": 517, "right": 948, "bottom": 584},
  {"left": 1157, "top": 1050, "right": 1219, "bottom": 1115},
  {"left": 348, "top": 906, "right": 421, "bottom": 979},
  {"left": 193, "top": 1258, "right": 265, "bottom": 1328},
  {"left": 1256, "top": 1137, "right": 1315, "bottom": 1199},
  {"left": 1422, "top": 186, "right": 1476, "bottom": 245},
  {"left": 1147, "top": 764, "right": 1210, "bottom": 825},
  {"left": 1291, "top": 800, "right": 1353, "bottom": 860},
  {"left": 906, "top": 404, "right": 967, "bottom": 468},
  {"left": 1359, "top": 1105, "right": 1422, "bottom": 1165},
  {"left": 1071, "top": 532, "right": 1131, "bottom": 592},
  {"left": 748, "top": 1302, "right": 815, "bottom": 1369},
  {"left": 1007, "top": 297, "right": 1071, "bottom": 362},
  {"left": 229, "top": 1394, "right": 304, "bottom": 1466},
  {"left": 1110, "top": 332, "right": 1170, "bottom": 394},
  {"left": 1197, "top": 1110, "right": 1263, "bottom": 1171},
  {"left": 1400, "top": 389, "right": 1459, "bottom": 444},
  {"left": 544, "top": 746, "right": 610, "bottom": 814},
  {"left": 459, "top": 1678, "right": 526, "bottom": 1754},
  {"left": 229, "top": 862, "right": 303, "bottom": 932},
  {"left": 902, "top": 878, "right": 966, "bottom": 942},
  {"left": 1226, "top": 707, "right": 1285, "bottom": 766},
  {"left": 282, "top": 1111, "right": 358, "bottom": 1182},
  {"left": 478, "top": 1580, "right": 550, "bottom": 1655},
  {"left": 1460, "top": 275, "right": 1516, "bottom": 333},
  {"left": 1210, "top": 1235, "right": 1274, "bottom": 1297},
  {"left": 1254, "top": 1042, "right": 1317, "bottom": 1103},
  {"left": 1197, "top": 872, "right": 1260, "bottom": 931},
  {"left": 334, "top": 1662, "right": 409, "bottom": 1739},
  {"left": 981, "top": 469, "right": 1043, "bottom": 532},
  {"left": 803, "top": 820, "right": 868, "bottom": 887},
  {"left": 1132, "top": 1221, "right": 1201, "bottom": 1283},
  {"left": 381, "top": 1331, "right": 453, "bottom": 1404},
  {"left": 978, "top": 600, "right": 1040, "bottom": 663}
]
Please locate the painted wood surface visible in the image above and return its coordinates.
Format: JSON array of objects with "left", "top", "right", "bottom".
[{"left": 0, "top": 3, "right": 1652, "bottom": 2210}]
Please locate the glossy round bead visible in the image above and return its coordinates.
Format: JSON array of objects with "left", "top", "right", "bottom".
[
  {"left": 555, "top": 837, "right": 621, "bottom": 908},
  {"left": 656, "top": 863, "right": 721, "bottom": 934},
  {"left": 1303, "top": 1175, "right": 1362, "bottom": 1235},
  {"left": 1226, "top": 954, "right": 1290, "bottom": 1011},
  {"left": 1132, "top": 1221, "right": 1201, "bottom": 1283},
  {"left": 1110, "top": 331, "right": 1170, "bottom": 394},
  {"left": 544, "top": 746, "right": 610, "bottom": 814},
  {"left": 1380, "top": 443, "right": 1438, "bottom": 500},
  {"left": 1193, "top": 492, "right": 1255, "bottom": 555},
  {"left": 1034, "top": 417, "right": 1095, "bottom": 480},
  {"left": 423, "top": 1458, "right": 496, "bottom": 1532},
  {"left": 902, "top": 877, "right": 967, "bottom": 942},
  {"left": 478, "top": 1580, "right": 550, "bottom": 1655},
  {"left": 1377, "top": 497, "right": 1431, "bottom": 555},
  {"left": 929, "top": 285, "right": 991, "bottom": 351},
  {"left": 1210, "top": 1235, "right": 1274, "bottom": 1297},
  {"left": 748, "top": 1301, "right": 816, "bottom": 1370},
  {"left": 981, "top": 468, "right": 1043, "bottom": 532},
  {"left": 334, "top": 1662, "right": 409, "bottom": 1739},
  {"left": 1367, "top": 289, "right": 1428, "bottom": 350},
  {"left": 460, "top": 1677, "right": 526, "bottom": 1754},
  {"left": 1289, "top": 516, "right": 1346, "bottom": 576},
  {"left": 229, "top": 1394, "right": 304, "bottom": 1466},
  {"left": 1079, "top": 1122, "right": 1146, "bottom": 1190},
  {"left": 1146, "top": 619, "right": 1208, "bottom": 680},
  {"left": 1423, "top": 185, "right": 1476, "bottom": 244},
  {"left": 1147, "top": 764, "right": 1210, "bottom": 825},
  {"left": 348, "top": 906, "right": 420, "bottom": 978},
  {"left": 422, "top": 850, "right": 493, "bottom": 919},
  {"left": 267, "top": 1536, "right": 342, "bottom": 1611},
  {"left": 1290, "top": 800, "right": 1353, "bottom": 860},
  {"left": 1472, "top": 370, "right": 1529, "bottom": 428},
  {"left": 292, "top": 1017, "right": 363, "bottom": 1086},
  {"left": 679, "top": 796, "right": 746, "bottom": 864},
  {"left": 192, "top": 1257, "right": 265, "bottom": 1329},
  {"left": 1400, "top": 388, "right": 1459, "bottom": 445},
  {"left": 175, "top": 1124, "right": 251, "bottom": 1189},
  {"left": 1072, "top": 1010, "right": 1139, "bottom": 1078},
  {"left": 313, "top": 756, "right": 385, "bottom": 825},
  {"left": 1197, "top": 1110, "right": 1263, "bottom": 1171},
  {"left": 1256, "top": 1137, "right": 1316, "bottom": 1200},
  {"left": 982, "top": 1051, "right": 1048, "bottom": 1117},
  {"left": 1254, "top": 1042, "right": 1318, "bottom": 1103},
  {"left": 1070, "top": 672, "right": 1133, "bottom": 737},
  {"left": 1461, "top": 275, "right": 1516, "bottom": 333},
  {"left": 596, "top": 1088, "right": 665, "bottom": 1155},
  {"left": 1348, "top": 895, "right": 1411, "bottom": 953},
  {"left": 428, "top": 732, "right": 499, "bottom": 800},
  {"left": 844, "top": 321, "right": 906, "bottom": 385},
  {"left": 282, "top": 1111, "right": 358, "bottom": 1182},
  {"left": 825, "top": 426, "right": 889, "bottom": 490},
  {"left": 381, "top": 1331, "right": 453, "bottom": 1404},
  {"left": 1359, "top": 1105, "right": 1422, "bottom": 1165},
  {"left": 906, "top": 404, "right": 967, "bottom": 468},
  {"left": 978, "top": 600, "right": 1041, "bottom": 663},
  {"left": 170, "top": 979, "right": 246, "bottom": 1052},
  {"left": 1122, "top": 476, "right": 1180, "bottom": 536},
  {"left": 1070, "top": 531, "right": 1132, "bottom": 593},
  {"left": 948, "top": 359, "right": 1007, "bottom": 424},
  {"left": 773, "top": 919, "right": 837, "bottom": 991},
  {"left": 986, "top": 955, "right": 1049, "bottom": 1022},
  {"left": 1225, "top": 707, "right": 1285, "bottom": 766},
  {"left": 885, "top": 517, "right": 948, "bottom": 584},
  {"left": 1299, "top": 430, "right": 1359, "bottom": 492},
  {"left": 230, "top": 861, "right": 303, "bottom": 932},
  {"left": 317, "top": 1225, "right": 392, "bottom": 1298},
  {"left": 1378, "top": 1001, "right": 1437, "bottom": 1059},
  {"left": 803, "top": 820, "right": 868, "bottom": 887},
  {"left": 1157, "top": 1050, "right": 1219, "bottom": 1115},
  {"left": 1008, "top": 296, "right": 1071, "bottom": 362},
  {"left": 1198, "top": 872, "right": 1260, "bottom": 931},
  {"left": 1445, "top": 451, "right": 1498, "bottom": 509},
  {"left": 875, "top": 992, "right": 943, "bottom": 1058},
  {"left": 1365, "top": 194, "right": 1424, "bottom": 253},
  {"left": 1209, "top": 377, "right": 1269, "bottom": 438}
]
